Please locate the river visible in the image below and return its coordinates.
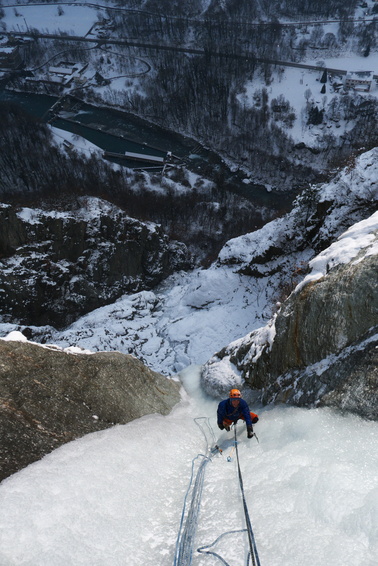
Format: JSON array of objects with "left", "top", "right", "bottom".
[{"left": 0, "top": 88, "right": 295, "bottom": 209}]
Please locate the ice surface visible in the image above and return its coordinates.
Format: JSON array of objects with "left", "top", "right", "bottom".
[{"left": 0, "top": 367, "right": 376, "bottom": 566}]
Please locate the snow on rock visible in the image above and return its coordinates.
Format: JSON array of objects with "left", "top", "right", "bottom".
[
  {"left": 0, "top": 257, "right": 282, "bottom": 377},
  {"left": 218, "top": 148, "right": 378, "bottom": 277},
  {"left": 217, "top": 215, "right": 298, "bottom": 266},
  {"left": 201, "top": 315, "right": 277, "bottom": 398},
  {"left": 1, "top": 330, "right": 28, "bottom": 342},
  {"left": 0, "top": 197, "right": 191, "bottom": 329},
  {"left": 319, "top": 148, "right": 378, "bottom": 204},
  {"left": 2, "top": 148, "right": 377, "bottom": 381},
  {"left": 2, "top": 145, "right": 377, "bottom": 394},
  {"left": 35, "top": 266, "right": 278, "bottom": 375},
  {"left": 296, "top": 210, "right": 378, "bottom": 291}
]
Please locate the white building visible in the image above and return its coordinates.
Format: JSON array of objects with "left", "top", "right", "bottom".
[{"left": 344, "top": 70, "right": 373, "bottom": 92}]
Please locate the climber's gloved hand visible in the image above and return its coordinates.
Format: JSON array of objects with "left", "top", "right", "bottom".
[
  {"left": 247, "top": 426, "right": 254, "bottom": 439},
  {"left": 218, "top": 423, "right": 224, "bottom": 430},
  {"left": 224, "top": 425, "right": 231, "bottom": 432}
]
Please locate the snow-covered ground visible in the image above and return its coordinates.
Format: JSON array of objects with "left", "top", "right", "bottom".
[
  {"left": 51, "top": 127, "right": 105, "bottom": 160},
  {"left": 0, "top": 366, "right": 376, "bottom": 566},
  {"left": 3, "top": 1, "right": 378, "bottom": 150},
  {"left": 2, "top": 4, "right": 99, "bottom": 37},
  {"left": 240, "top": 51, "right": 378, "bottom": 147}
]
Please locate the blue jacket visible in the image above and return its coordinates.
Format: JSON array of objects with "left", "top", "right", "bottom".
[{"left": 217, "top": 398, "right": 252, "bottom": 427}]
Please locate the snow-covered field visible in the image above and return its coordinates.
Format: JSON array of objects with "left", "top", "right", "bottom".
[
  {"left": 0, "top": 366, "right": 376, "bottom": 566},
  {"left": 2, "top": 4, "right": 99, "bottom": 37}
]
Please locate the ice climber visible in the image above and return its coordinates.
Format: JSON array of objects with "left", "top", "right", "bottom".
[{"left": 217, "top": 389, "right": 259, "bottom": 438}]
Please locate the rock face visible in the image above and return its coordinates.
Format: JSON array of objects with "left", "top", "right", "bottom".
[
  {"left": 0, "top": 198, "right": 191, "bottom": 328},
  {"left": 201, "top": 213, "right": 378, "bottom": 420},
  {"left": 260, "top": 254, "right": 378, "bottom": 377},
  {"left": 217, "top": 148, "right": 378, "bottom": 278},
  {"left": 253, "top": 253, "right": 378, "bottom": 419},
  {"left": 0, "top": 336, "right": 181, "bottom": 482}
]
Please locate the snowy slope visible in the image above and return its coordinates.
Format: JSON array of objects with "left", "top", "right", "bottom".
[
  {"left": 27, "top": 266, "right": 277, "bottom": 374},
  {"left": 219, "top": 146, "right": 378, "bottom": 270},
  {"left": 78, "top": 150, "right": 378, "bottom": 374},
  {"left": 1, "top": 147, "right": 377, "bottom": 376}
]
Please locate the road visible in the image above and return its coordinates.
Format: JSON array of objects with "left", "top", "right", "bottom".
[{"left": 4, "top": 29, "right": 375, "bottom": 79}]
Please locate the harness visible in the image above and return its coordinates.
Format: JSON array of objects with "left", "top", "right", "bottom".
[{"left": 226, "top": 402, "right": 242, "bottom": 420}]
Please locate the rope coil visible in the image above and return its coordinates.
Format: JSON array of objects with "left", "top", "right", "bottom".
[
  {"left": 174, "top": 419, "right": 261, "bottom": 566},
  {"left": 173, "top": 418, "right": 214, "bottom": 566}
]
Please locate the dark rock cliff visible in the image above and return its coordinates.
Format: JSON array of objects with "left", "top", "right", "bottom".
[
  {"left": 252, "top": 252, "right": 378, "bottom": 419},
  {"left": 0, "top": 198, "right": 191, "bottom": 328},
  {"left": 0, "top": 336, "right": 181, "bottom": 482}
]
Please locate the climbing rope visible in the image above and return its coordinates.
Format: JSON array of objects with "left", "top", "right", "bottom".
[
  {"left": 197, "top": 424, "right": 261, "bottom": 566},
  {"left": 234, "top": 425, "right": 261, "bottom": 566},
  {"left": 194, "top": 416, "right": 218, "bottom": 448},
  {"left": 173, "top": 453, "right": 210, "bottom": 566},
  {"left": 173, "top": 418, "right": 215, "bottom": 566},
  {"left": 174, "top": 419, "right": 261, "bottom": 566},
  {"left": 197, "top": 529, "right": 251, "bottom": 566}
]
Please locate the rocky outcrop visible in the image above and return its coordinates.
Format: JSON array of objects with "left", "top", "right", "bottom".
[
  {"left": 217, "top": 148, "right": 378, "bottom": 278},
  {"left": 0, "top": 198, "right": 191, "bottom": 328},
  {"left": 201, "top": 212, "right": 378, "bottom": 420},
  {"left": 263, "top": 329, "right": 378, "bottom": 420},
  {"left": 0, "top": 334, "right": 181, "bottom": 482}
]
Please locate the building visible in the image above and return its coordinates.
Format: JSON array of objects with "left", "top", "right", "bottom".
[
  {"left": 47, "top": 62, "right": 85, "bottom": 87},
  {"left": 48, "top": 62, "right": 79, "bottom": 78},
  {"left": 124, "top": 151, "right": 165, "bottom": 164},
  {"left": 344, "top": 70, "right": 373, "bottom": 92},
  {"left": 0, "top": 45, "right": 22, "bottom": 70}
]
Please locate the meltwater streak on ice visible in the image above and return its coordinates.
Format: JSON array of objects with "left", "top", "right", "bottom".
[{"left": 0, "top": 365, "right": 376, "bottom": 565}]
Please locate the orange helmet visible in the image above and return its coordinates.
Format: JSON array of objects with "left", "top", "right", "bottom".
[{"left": 229, "top": 389, "right": 242, "bottom": 398}]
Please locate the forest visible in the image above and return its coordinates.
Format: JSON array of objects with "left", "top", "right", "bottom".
[
  {"left": 0, "top": 102, "right": 277, "bottom": 265},
  {"left": 5, "top": 0, "right": 378, "bottom": 191}
]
